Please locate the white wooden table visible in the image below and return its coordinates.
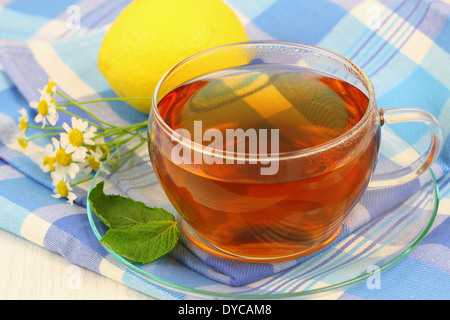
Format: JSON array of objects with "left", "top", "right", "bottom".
[{"left": 0, "top": 228, "right": 153, "bottom": 300}]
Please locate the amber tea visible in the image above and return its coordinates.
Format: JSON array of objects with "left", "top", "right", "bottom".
[{"left": 150, "top": 65, "right": 378, "bottom": 259}]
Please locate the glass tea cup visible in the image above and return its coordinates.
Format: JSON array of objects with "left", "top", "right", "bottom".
[{"left": 147, "top": 41, "right": 442, "bottom": 262}]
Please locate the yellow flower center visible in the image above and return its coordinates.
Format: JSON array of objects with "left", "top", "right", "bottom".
[
  {"left": 43, "top": 156, "right": 56, "bottom": 171},
  {"left": 68, "top": 129, "right": 84, "bottom": 147},
  {"left": 46, "top": 81, "right": 56, "bottom": 94},
  {"left": 88, "top": 155, "right": 101, "bottom": 171},
  {"left": 38, "top": 100, "right": 49, "bottom": 116},
  {"left": 18, "top": 137, "right": 28, "bottom": 149},
  {"left": 19, "top": 118, "right": 28, "bottom": 132},
  {"left": 100, "top": 145, "right": 109, "bottom": 155},
  {"left": 55, "top": 148, "right": 72, "bottom": 166},
  {"left": 57, "top": 180, "right": 69, "bottom": 198}
]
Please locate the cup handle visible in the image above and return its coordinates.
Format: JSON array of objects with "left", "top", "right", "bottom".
[{"left": 368, "top": 107, "right": 442, "bottom": 189}]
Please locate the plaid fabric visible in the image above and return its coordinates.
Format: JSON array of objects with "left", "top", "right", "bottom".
[{"left": 0, "top": 0, "right": 449, "bottom": 299}]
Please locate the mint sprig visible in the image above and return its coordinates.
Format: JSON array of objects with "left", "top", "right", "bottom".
[{"left": 89, "top": 181, "right": 179, "bottom": 264}]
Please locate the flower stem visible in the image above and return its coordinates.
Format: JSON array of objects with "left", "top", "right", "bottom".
[
  {"left": 27, "top": 132, "right": 60, "bottom": 141},
  {"left": 56, "top": 107, "right": 102, "bottom": 129},
  {"left": 27, "top": 125, "right": 64, "bottom": 130},
  {"left": 108, "top": 136, "right": 147, "bottom": 172},
  {"left": 70, "top": 176, "right": 93, "bottom": 187},
  {"left": 58, "top": 96, "right": 152, "bottom": 106},
  {"left": 56, "top": 91, "right": 116, "bottom": 128}
]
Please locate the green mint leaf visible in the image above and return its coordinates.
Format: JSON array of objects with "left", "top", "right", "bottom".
[
  {"left": 88, "top": 180, "right": 179, "bottom": 263},
  {"left": 89, "top": 180, "right": 175, "bottom": 228},
  {"left": 100, "top": 221, "right": 179, "bottom": 264}
]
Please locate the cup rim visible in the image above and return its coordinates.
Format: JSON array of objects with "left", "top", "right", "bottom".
[{"left": 150, "top": 40, "right": 378, "bottom": 162}]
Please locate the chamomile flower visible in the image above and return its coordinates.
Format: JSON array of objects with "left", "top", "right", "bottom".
[
  {"left": 11, "top": 130, "right": 28, "bottom": 150},
  {"left": 41, "top": 78, "right": 57, "bottom": 96},
  {"left": 43, "top": 156, "right": 57, "bottom": 173},
  {"left": 60, "top": 117, "right": 96, "bottom": 159},
  {"left": 81, "top": 147, "right": 104, "bottom": 174},
  {"left": 91, "top": 136, "right": 110, "bottom": 157},
  {"left": 36, "top": 143, "right": 57, "bottom": 173},
  {"left": 16, "top": 79, "right": 150, "bottom": 206},
  {"left": 51, "top": 171, "right": 76, "bottom": 205},
  {"left": 48, "top": 137, "right": 81, "bottom": 180},
  {"left": 29, "top": 92, "right": 58, "bottom": 128},
  {"left": 18, "top": 108, "right": 29, "bottom": 133}
]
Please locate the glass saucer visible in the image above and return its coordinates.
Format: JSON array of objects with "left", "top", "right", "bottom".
[{"left": 86, "top": 128, "right": 439, "bottom": 299}]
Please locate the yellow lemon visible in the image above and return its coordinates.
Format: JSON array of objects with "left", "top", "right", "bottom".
[{"left": 98, "top": 0, "right": 249, "bottom": 114}]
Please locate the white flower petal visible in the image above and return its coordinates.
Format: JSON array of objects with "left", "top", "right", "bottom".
[
  {"left": 45, "top": 143, "right": 54, "bottom": 156},
  {"left": 68, "top": 171, "right": 76, "bottom": 180},
  {"left": 65, "top": 143, "right": 75, "bottom": 153},
  {"left": 51, "top": 137, "right": 60, "bottom": 149},
  {"left": 34, "top": 114, "right": 42, "bottom": 123},
  {"left": 40, "top": 91, "right": 52, "bottom": 103},
  {"left": 48, "top": 107, "right": 58, "bottom": 117},
  {"left": 84, "top": 138, "right": 95, "bottom": 145},
  {"left": 78, "top": 147, "right": 88, "bottom": 159},
  {"left": 69, "top": 162, "right": 80, "bottom": 176},
  {"left": 18, "top": 108, "right": 27, "bottom": 118},
  {"left": 62, "top": 122, "right": 71, "bottom": 133},
  {"left": 40, "top": 117, "right": 47, "bottom": 128},
  {"left": 51, "top": 170, "right": 64, "bottom": 184},
  {"left": 84, "top": 131, "right": 95, "bottom": 139},
  {"left": 48, "top": 98, "right": 56, "bottom": 107},
  {"left": 72, "top": 148, "right": 82, "bottom": 159},
  {"left": 47, "top": 115, "right": 57, "bottom": 126},
  {"left": 60, "top": 133, "right": 69, "bottom": 148},
  {"left": 67, "top": 193, "right": 76, "bottom": 205},
  {"left": 79, "top": 120, "right": 89, "bottom": 132},
  {"left": 71, "top": 117, "right": 78, "bottom": 129}
]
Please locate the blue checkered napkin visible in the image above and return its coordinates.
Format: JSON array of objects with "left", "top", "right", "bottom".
[{"left": 0, "top": 0, "right": 449, "bottom": 299}]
